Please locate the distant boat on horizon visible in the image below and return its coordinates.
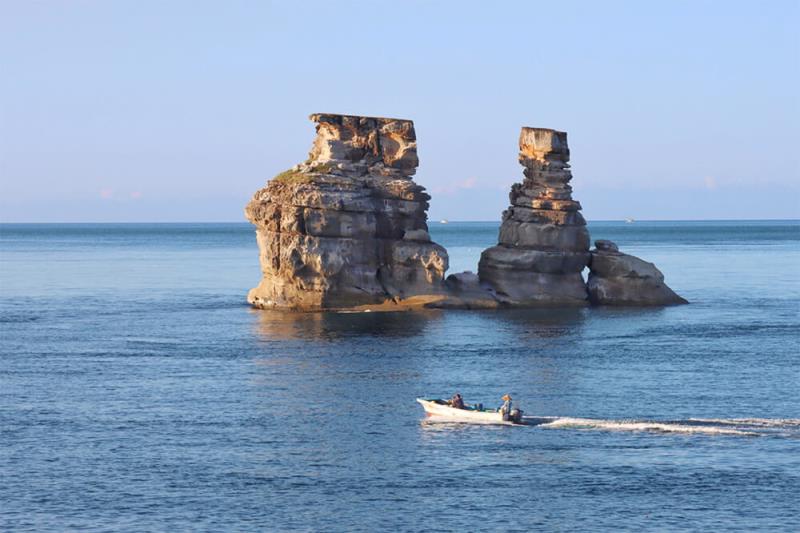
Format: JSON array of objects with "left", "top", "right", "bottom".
[
  {"left": 625, "top": 218, "right": 635, "bottom": 223},
  {"left": 440, "top": 219, "right": 449, "bottom": 224}
]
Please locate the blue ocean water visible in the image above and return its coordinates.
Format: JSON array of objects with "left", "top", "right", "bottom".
[{"left": 1, "top": 221, "right": 799, "bottom": 532}]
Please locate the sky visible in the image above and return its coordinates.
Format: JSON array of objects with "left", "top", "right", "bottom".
[{"left": 0, "top": 0, "right": 798, "bottom": 222}]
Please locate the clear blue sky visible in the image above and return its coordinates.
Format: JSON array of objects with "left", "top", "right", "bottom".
[{"left": 1, "top": 0, "right": 798, "bottom": 222}]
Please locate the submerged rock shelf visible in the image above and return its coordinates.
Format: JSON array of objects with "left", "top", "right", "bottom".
[{"left": 245, "top": 113, "right": 686, "bottom": 311}]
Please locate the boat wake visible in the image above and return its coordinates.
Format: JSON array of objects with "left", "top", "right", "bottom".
[{"left": 527, "top": 416, "right": 800, "bottom": 437}]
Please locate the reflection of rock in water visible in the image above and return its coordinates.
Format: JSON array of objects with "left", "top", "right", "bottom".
[
  {"left": 487, "top": 308, "right": 588, "bottom": 339},
  {"left": 252, "top": 309, "right": 440, "bottom": 341}
]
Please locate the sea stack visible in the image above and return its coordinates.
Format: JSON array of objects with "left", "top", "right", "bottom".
[
  {"left": 477, "top": 128, "right": 590, "bottom": 305},
  {"left": 245, "top": 113, "right": 448, "bottom": 310},
  {"left": 587, "top": 240, "right": 688, "bottom": 305}
]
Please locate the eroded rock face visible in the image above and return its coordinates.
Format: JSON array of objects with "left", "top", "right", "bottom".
[
  {"left": 436, "top": 271, "right": 500, "bottom": 310},
  {"left": 245, "top": 113, "right": 448, "bottom": 310},
  {"left": 587, "top": 240, "right": 688, "bottom": 306},
  {"left": 246, "top": 117, "right": 687, "bottom": 311},
  {"left": 478, "top": 128, "right": 590, "bottom": 306}
]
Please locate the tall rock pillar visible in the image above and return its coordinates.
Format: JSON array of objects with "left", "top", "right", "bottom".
[{"left": 478, "top": 128, "right": 590, "bottom": 305}]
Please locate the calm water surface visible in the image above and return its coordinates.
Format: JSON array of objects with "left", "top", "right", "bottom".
[{"left": 1, "top": 221, "right": 799, "bottom": 531}]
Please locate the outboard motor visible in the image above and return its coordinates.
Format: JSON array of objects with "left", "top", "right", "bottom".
[{"left": 510, "top": 408, "right": 523, "bottom": 424}]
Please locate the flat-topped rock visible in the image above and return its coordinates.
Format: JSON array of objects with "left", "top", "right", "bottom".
[
  {"left": 519, "top": 127, "right": 570, "bottom": 162},
  {"left": 245, "top": 113, "right": 448, "bottom": 310},
  {"left": 305, "top": 113, "right": 418, "bottom": 178},
  {"left": 478, "top": 127, "right": 590, "bottom": 306}
]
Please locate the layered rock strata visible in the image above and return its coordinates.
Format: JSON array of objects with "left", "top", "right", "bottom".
[
  {"left": 478, "top": 128, "right": 590, "bottom": 305},
  {"left": 587, "top": 240, "right": 688, "bottom": 306},
  {"left": 245, "top": 113, "right": 448, "bottom": 310},
  {"left": 246, "top": 116, "right": 687, "bottom": 311}
]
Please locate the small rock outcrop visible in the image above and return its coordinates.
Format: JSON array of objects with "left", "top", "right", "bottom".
[
  {"left": 477, "top": 128, "right": 590, "bottom": 306},
  {"left": 245, "top": 113, "right": 448, "bottom": 310},
  {"left": 587, "top": 240, "right": 688, "bottom": 306},
  {"left": 438, "top": 271, "right": 500, "bottom": 309}
]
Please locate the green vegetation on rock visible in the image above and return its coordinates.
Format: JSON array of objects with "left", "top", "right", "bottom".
[
  {"left": 272, "top": 169, "right": 313, "bottom": 184},
  {"left": 308, "top": 162, "right": 332, "bottom": 174},
  {"left": 272, "top": 163, "right": 332, "bottom": 184}
]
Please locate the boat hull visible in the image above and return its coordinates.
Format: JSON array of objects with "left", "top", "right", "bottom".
[{"left": 416, "top": 398, "right": 510, "bottom": 424}]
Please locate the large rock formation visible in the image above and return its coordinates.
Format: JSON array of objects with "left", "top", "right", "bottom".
[
  {"left": 245, "top": 113, "right": 449, "bottom": 310},
  {"left": 477, "top": 128, "right": 590, "bottom": 306},
  {"left": 246, "top": 116, "right": 687, "bottom": 311},
  {"left": 587, "top": 240, "right": 688, "bottom": 305}
]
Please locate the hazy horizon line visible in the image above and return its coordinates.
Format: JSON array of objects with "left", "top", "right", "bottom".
[{"left": 2, "top": 218, "right": 799, "bottom": 225}]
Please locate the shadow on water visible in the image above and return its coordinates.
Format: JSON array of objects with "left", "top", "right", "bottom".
[
  {"left": 250, "top": 308, "right": 443, "bottom": 341},
  {"left": 481, "top": 307, "right": 589, "bottom": 340},
  {"left": 250, "top": 306, "right": 592, "bottom": 343},
  {"left": 586, "top": 305, "right": 673, "bottom": 319}
]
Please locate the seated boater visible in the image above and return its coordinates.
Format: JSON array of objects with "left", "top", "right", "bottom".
[{"left": 449, "top": 393, "right": 465, "bottom": 409}]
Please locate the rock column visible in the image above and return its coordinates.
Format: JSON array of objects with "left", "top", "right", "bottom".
[{"left": 478, "top": 128, "right": 590, "bottom": 305}]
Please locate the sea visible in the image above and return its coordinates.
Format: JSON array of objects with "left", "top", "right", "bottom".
[{"left": 1, "top": 220, "right": 798, "bottom": 532}]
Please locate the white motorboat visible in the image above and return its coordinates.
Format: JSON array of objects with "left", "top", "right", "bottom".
[{"left": 416, "top": 398, "right": 522, "bottom": 424}]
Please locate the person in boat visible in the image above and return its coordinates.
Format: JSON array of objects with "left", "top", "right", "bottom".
[
  {"left": 500, "top": 394, "right": 513, "bottom": 420},
  {"left": 449, "top": 393, "right": 465, "bottom": 409}
]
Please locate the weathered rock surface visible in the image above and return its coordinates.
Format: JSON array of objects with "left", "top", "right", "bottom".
[
  {"left": 433, "top": 271, "right": 500, "bottom": 310},
  {"left": 594, "top": 239, "right": 619, "bottom": 253},
  {"left": 587, "top": 240, "right": 688, "bottom": 306},
  {"left": 478, "top": 128, "right": 590, "bottom": 306},
  {"left": 246, "top": 116, "right": 687, "bottom": 311},
  {"left": 245, "top": 113, "right": 449, "bottom": 310}
]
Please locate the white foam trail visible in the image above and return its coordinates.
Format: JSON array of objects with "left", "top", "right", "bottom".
[
  {"left": 687, "top": 418, "right": 800, "bottom": 428},
  {"left": 420, "top": 414, "right": 798, "bottom": 437},
  {"left": 535, "top": 417, "right": 761, "bottom": 436}
]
